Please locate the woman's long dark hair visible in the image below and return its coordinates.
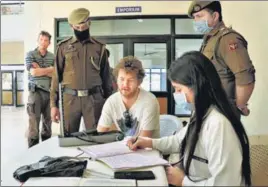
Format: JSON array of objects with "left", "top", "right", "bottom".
[{"left": 168, "top": 51, "right": 251, "bottom": 186}]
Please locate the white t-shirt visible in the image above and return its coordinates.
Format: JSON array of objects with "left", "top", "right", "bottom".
[{"left": 98, "top": 88, "right": 160, "bottom": 138}]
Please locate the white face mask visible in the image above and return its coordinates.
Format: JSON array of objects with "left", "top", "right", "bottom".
[{"left": 173, "top": 92, "right": 193, "bottom": 111}]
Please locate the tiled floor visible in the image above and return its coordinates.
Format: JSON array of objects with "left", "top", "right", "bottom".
[
  {"left": 1, "top": 107, "right": 28, "bottom": 164},
  {"left": 1, "top": 106, "right": 61, "bottom": 181}
]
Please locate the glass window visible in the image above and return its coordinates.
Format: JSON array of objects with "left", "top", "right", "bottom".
[
  {"left": 175, "top": 39, "right": 203, "bottom": 115},
  {"left": 151, "top": 73, "right": 161, "bottom": 91},
  {"left": 58, "top": 19, "right": 170, "bottom": 37},
  {"left": 58, "top": 21, "right": 72, "bottom": 38},
  {"left": 16, "top": 71, "right": 24, "bottom": 90},
  {"left": 17, "top": 91, "right": 24, "bottom": 105},
  {"left": 160, "top": 69, "right": 167, "bottom": 91},
  {"left": 134, "top": 43, "right": 167, "bottom": 92},
  {"left": 2, "top": 73, "right": 12, "bottom": 90},
  {"left": 106, "top": 44, "right": 124, "bottom": 68},
  {"left": 92, "top": 19, "right": 170, "bottom": 36},
  {"left": 142, "top": 69, "right": 151, "bottom": 91},
  {"left": 2, "top": 91, "right": 13, "bottom": 105},
  {"left": 175, "top": 19, "right": 201, "bottom": 35},
  {"left": 175, "top": 39, "right": 203, "bottom": 58},
  {"left": 151, "top": 69, "right": 160, "bottom": 73}
]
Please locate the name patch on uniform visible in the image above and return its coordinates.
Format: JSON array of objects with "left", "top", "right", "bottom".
[
  {"left": 115, "top": 6, "right": 142, "bottom": 13},
  {"left": 192, "top": 155, "right": 208, "bottom": 164}
]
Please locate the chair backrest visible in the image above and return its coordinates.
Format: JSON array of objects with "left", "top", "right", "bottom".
[{"left": 159, "top": 114, "right": 183, "bottom": 138}]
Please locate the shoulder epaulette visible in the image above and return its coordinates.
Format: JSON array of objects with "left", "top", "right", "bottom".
[
  {"left": 220, "top": 27, "right": 233, "bottom": 36},
  {"left": 220, "top": 27, "right": 246, "bottom": 43},
  {"left": 91, "top": 37, "right": 105, "bottom": 45},
  {"left": 56, "top": 36, "right": 72, "bottom": 46},
  {"left": 220, "top": 26, "right": 243, "bottom": 37}
]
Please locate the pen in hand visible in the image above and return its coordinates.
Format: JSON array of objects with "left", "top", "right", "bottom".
[
  {"left": 133, "top": 130, "right": 141, "bottom": 144},
  {"left": 126, "top": 131, "right": 141, "bottom": 148},
  {"left": 133, "top": 136, "right": 139, "bottom": 144}
]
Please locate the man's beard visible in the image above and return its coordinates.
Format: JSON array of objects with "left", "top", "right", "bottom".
[{"left": 119, "top": 88, "right": 139, "bottom": 99}]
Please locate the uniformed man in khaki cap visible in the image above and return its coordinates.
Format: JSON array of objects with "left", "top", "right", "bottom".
[
  {"left": 188, "top": 1, "right": 256, "bottom": 118},
  {"left": 50, "top": 8, "right": 113, "bottom": 134}
]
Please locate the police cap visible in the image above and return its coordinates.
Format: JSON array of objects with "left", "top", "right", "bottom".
[
  {"left": 68, "top": 8, "right": 90, "bottom": 25},
  {"left": 188, "top": 1, "right": 214, "bottom": 18}
]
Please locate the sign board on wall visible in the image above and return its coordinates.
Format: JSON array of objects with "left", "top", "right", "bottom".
[{"left": 115, "top": 6, "right": 142, "bottom": 13}]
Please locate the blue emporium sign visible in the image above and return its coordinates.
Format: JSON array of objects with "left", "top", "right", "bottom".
[{"left": 115, "top": 6, "right": 142, "bottom": 13}]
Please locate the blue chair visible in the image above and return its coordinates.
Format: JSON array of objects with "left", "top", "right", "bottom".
[
  {"left": 159, "top": 114, "right": 183, "bottom": 138},
  {"left": 159, "top": 114, "right": 184, "bottom": 164}
]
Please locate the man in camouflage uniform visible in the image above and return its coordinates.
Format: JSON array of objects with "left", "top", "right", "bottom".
[
  {"left": 188, "top": 1, "right": 256, "bottom": 118},
  {"left": 25, "top": 31, "right": 55, "bottom": 148},
  {"left": 50, "top": 8, "right": 113, "bottom": 134}
]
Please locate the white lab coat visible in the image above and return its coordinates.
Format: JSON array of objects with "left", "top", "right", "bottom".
[{"left": 152, "top": 107, "right": 245, "bottom": 186}]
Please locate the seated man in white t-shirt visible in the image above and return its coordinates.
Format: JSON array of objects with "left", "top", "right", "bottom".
[{"left": 97, "top": 56, "right": 160, "bottom": 138}]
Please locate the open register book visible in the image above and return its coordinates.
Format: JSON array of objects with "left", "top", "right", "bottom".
[
  {"left": 79, "top": 140, "right": 169, "bottom": 171},
  {"left": 22, "top": 177, "right": 136, "bottom": 186}
]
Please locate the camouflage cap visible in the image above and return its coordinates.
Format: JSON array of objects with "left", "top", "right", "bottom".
[
  {"left": 188, "top": 0, "right": 214, "bottom": 18},
  {"left": 68, "top": 8, "right": 90, "bottom": 25}
]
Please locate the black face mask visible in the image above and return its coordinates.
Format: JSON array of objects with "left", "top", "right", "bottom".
[{"left": 74, "top": 28, "right": 89, "bottom": 41}]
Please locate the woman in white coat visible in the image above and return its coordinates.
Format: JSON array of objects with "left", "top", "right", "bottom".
[{"left": 127, "top": 51, "right": 251, "bottom": 186}]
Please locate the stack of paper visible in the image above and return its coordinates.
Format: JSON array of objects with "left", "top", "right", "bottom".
[
  {"left": 79, "top": 140, "right": 134, "bottom": 159},
  {"left": 79, "top": 141, "right": 169, "bottom": 171}
]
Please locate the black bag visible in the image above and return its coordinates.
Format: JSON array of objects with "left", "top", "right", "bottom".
[{"left": 13, "top": 156, "right": 87, "bottom": 182}]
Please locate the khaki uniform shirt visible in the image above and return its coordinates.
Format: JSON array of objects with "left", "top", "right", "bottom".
[
  {"left": 50, "top": 36, "right": 113, "bottom": 108},
  {"left": 200, "top": 22, "right": 255, "bottom": 104}
]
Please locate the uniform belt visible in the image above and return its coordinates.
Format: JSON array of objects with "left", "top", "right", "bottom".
[{"left": 63, "top": 86, "right": 101, "bottom": 97}]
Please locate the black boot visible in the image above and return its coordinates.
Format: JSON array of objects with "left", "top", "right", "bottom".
[
  {"left": 28, "top": 138, "right": 39, "bottom": 148},
  {"left": 41, "top": 135, "right": 51, "bottom": 142}
]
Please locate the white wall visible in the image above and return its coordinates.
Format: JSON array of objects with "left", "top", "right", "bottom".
[
  {"left": 1, "top": 14, "right": 25, "bottom": 42},
  {"left": 24, "top": 1, "right": 268, "bottom": 136},
  {"left": 1, "top": 42, "right": 24, "bottom": 64}
]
